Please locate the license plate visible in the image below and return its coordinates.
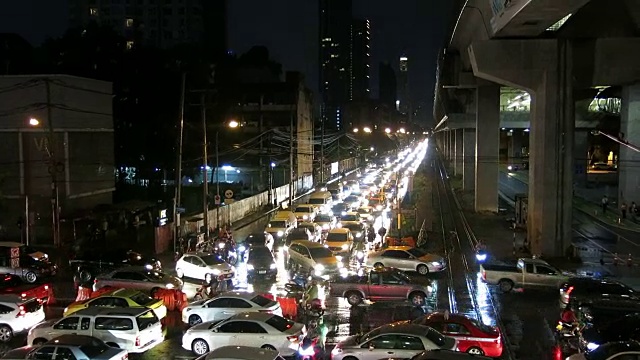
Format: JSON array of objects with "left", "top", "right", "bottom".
[{"left": 258, "top": 270, "right": 267, "bottom": 274}]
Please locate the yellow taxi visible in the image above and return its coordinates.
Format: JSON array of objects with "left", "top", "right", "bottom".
[{"left": 63, "top": 288, "right": 167, "bottom": 319}]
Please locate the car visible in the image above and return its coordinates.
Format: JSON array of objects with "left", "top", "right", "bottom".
[
  {"left": 64, "top": 287, "right": 167, "bottom": 320},
  {"left": 357, "top": 206, "right": 375, "bottom": 222},
  {"left": 297, "top": 222, "right": 323, "bottom": 242},
  {"left": 331, "top": 323, "right": 457, "bottom": 360},
  {"left": 240, "top": 232, "right": 275, "bottom": 255},
  {"left": 338, "top": 212, "right": 361, "bottom": 226},
  {"left": 343, "top": 195, "right": 361, "bottom": 209},
  {"left": 410, "top": 349, "right": 493, "bottom": 360},
  {"left": 566, "top": 340, "right": 640, "bottom": 359},
  {"left": 0, "top": 274, "right": 52, "bottom": 305},
  {"left": 559, "top": 277, "right": 637, "bottom": 308},
  {"left": 325, "top": 228, "right": 355, "bottom": 256},
  {"left": 181, "top": 312, "right": 305, "bottom": 356},
  {"left": 0, "top": 253, "right": 56, "bottom": 284},
  {"left": 246, "top": 246, "right": 278, "bottom": 280},
  {"left": 0, "top": 295, "right": 45, "bottom": 342},
  {"left": 93, "top": 267, "right": 183, "bottom": 294},
  {"left": 70, "top": 248, "right": 161, "bottom": 283},
  {"left": 175, "top": 252, "right": 235, "bottom": 283},
  {"left": 367, "top": 246, "right": 446, "bottom": 275},
  {"left": 0, "top": 242, "right": 48, "bottom": 262},
  {"left": 182, "top": 292, "right": 282, "bottom": 326},
  {"left": 193, "top": 345, "right": 285, "bottom": 360},
  {"left": 285, "top": 240, "right": 344, "bottom": 277},
  {"left": 265, "top": 219, "right": 294, "bottom": 242},
  {"left": 331, "top": 203, "right": 350, "bottom": 217},
  {"left": 315, "top": 214, "right": 337, "bottom": 232},
  {"left": 294, "top": 205, "right": 317, "bottom": 222},
  {"left": 342, "top": 223, "right": 366, "bottom": 240},
  {"left": 409, "top": 312, "right": 503, "bottom": 357},
  {"left": 1, "top": 334, "right": 129, "bottom": 360},
  {"left": 285, "top": 228, "right": 314, "bottom": 246}
]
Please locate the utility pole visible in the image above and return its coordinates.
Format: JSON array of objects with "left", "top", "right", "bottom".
[
  {"left": 45, "top": 79, "right": 61, "bottom": 247},
  {"left": 173, "top": 73, "right": 186, "bottom": 251},
  {"left": 215, "top": 130, "right": 220, "bottom": 227},
  {"left": 267, "top": 131, "right": 273, "bottom": 205},
  {"left": 201, "top": 93, "right": 210, "bottom": 239},
  {"left": 320, "top": 118, "right": 325, "bottom": 183},
  {"left": 289, "top": 106, "right": 295, "bottom": 207}
]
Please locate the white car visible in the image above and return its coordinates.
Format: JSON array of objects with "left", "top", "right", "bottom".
[
  {"left": 175, "top": 253, "right": 235, "bottom": 283},
  {"left": 0, "top": 295, "right": 45, "bottom": 342},
  {"left": 182, "top": 292, "right": 282, "bottom": 326},
  {"left": 2, "top": 334, "right": 129, "bottom": 360},
  {"left": 325, "top": 228, "right": 354, "bottom": 256},
  {"left": 338, "top": 212, "right": 361, "bottom": 226},
  {"left": 331, "top": 323, "right": 457, "bottom": 360},
  {"left": 194, "top": 345, "right": 285, "bottom": 360},
  {"left": 182, "top": 312, "right": 305, "bottom": 356},
  {"left": 294, "top": 205, "right": 316, "bottom": 222},
  {"left": 357, "top": 206, "right": 375, "bottom": 222},
  {"left": 367, "top": 246, "right": 446, "bottom": 275}
]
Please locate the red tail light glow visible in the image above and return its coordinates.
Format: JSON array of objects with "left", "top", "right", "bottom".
[
  {"left": 553, "top": 345, "right": 562, "bottom": 360},
  {"left": 135, "top": 336, "right": 140, "bottom": 347},
  {"left": 21, "top": 293, "right": 27, "bottom": 298},
  {"left": 566, "top": 286, "right": 574, "bottom": 295}
]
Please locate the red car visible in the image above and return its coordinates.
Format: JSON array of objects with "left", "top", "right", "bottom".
[
  {"left": 0, "top": 274, "right": 53, "bottom": 305},
  {"left": 409, "top": 312, "right": 503, "bottom": 357}
]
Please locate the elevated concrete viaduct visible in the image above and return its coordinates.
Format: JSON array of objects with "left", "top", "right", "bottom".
[{"left": 433, "top": 0, "right": 640, "bottom": 256}]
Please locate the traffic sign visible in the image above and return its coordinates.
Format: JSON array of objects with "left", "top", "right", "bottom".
[
  {"left": 214, "top": 195, "right": 221, "bottom": 205},
  {"left": 10, "top": 248, "right": 19, "bottom": 258},
  {"left": 224, "top": 190, "right": 234, "bottom": 199}
]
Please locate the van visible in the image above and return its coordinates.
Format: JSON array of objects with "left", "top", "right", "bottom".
[
  {"left": 273, "top": 210, "right": 297, "bottom": 226},
  {"left": 27, "top": 307, "right": 164, "bottom": 353},
  {"left": 308, "top": 191, "right": 333, "bottom": 213}
]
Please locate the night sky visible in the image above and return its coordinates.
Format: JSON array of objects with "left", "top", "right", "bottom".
[{"left": 0, "top": 0, "right": 451, "bottom": 123}]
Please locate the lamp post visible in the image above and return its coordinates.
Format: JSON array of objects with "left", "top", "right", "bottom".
[{"left": 215, "top": 120, "right": 239, "bottom": 227}]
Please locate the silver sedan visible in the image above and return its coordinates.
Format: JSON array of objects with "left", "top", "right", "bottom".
[{"left": 93, "top": 266, "right": 183, "bottom": 294}]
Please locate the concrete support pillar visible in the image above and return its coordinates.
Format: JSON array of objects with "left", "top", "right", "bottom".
[
  {"left": 442, "top": 132, "right": 448, "bottom": 159},
  {"left": 619, "top": 83, "right": 640, "bottom": 204},
  {"left": 463, "top": 128, "right": 476, "bottom": 191},
  {"left": 574, "top": 130, "right": 589, "bottom": 187},
  {"left": 455, "top": 129, "right": 464, "bottom": 176},
  {"left": 448, "top": 130, "right": 454, "bottom": 161},
  {"left": 475, "top": 85, "right": 500, "bottom": 212},
  {"left": 469, "top": 38, "right": 575, "bottom": 257},
  {"left": 508, "top": 130, "right": 524, "bottom": 159}
]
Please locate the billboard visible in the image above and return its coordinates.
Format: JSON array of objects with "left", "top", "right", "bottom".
[{"left": 331, "top": 162, "right": 339, "bottom": 175}]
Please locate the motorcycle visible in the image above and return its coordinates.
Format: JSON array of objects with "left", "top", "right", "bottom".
[
  {"left": 214, "top": 240, "right": 238, "bottom": 265},
  {"left": 555, "top": 321, "right": 588, "bottom": 354},
  {"left": 475, "top": 249, "right": 488, "bottom": 263},
  {"left": 193, "top": 275, "right": 228, "bottom": 300},
  {"left": 303, "top": 298, "right": 325, "bottom": 319},
  {"left": 298, "top": 320, "right": 323, "bottom": 360}
]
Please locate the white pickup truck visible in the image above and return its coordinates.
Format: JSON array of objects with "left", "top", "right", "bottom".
[{"left": 480, "top": 258, "right": 571, "bottom": 293}]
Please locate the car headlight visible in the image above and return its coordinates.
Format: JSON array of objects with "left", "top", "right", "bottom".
[
  {"left": 431, "top": 261, "right": 441, "bottom": 266},
  {"left": 238, "top": 245, "right": 246, "bottom": 252},
  {"left": 341, "top": 211, "right": 347, "bottom": 216},
  {"left": 246, "top": 264, "right": 254, "bottom": 270},
  {"left": 322, "top": 224, "right": 329, "bottom": 230},
  {"left": 303, "top": 215, "right": 308, "bottom": 219},
  {"left": 219, "top": 242, "right": 226, "bottom": 249},
  {"left": 212, "top": 269, "right": 221, "bottom": 275},
  {"left": 314, "top": 264, "right": 325, "bottom": 272},
  {"left": 587, "top": 343, "right": 600, "bottom": 351},
  {"left": 341, "top": 244, "right": 349, "bottom": 250},
  {"left": 145, "top": 264, "right": 153, "bottom": 270},
  {"left": 277, "top": 231, "right": 284, "bottom": 237},
  {"left": 356, "top": 251, "right": 364, "bottom": 259},
  {"left": 166, "top": 283, "right": 175, "bottom": 289},
  {"left": 270, "top": 263, "right": 277, "bottom": 269},
  {"left": 63, "top": 307, "right": 68, "bottom": 313},
  {"left": 356, "top": 232, "right": 362, "bottom": 237},
  {"left": 507, "top": 165, "right": 513, "bottom": 171}
]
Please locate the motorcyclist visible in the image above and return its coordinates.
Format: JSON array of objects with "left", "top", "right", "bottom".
[
  {"left": 367, "top": 225, "right": 376, "bottom": 243},
  {"left": 560, "top": 304, "right": 580, "bottom": 335},
  {"left": 304, "top": 279, "right": 321, "bottom": 308}
]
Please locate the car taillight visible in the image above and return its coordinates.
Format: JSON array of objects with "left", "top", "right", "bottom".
[
  {"left": 44, "top": 285, "right": 49, "bottom": 290},
  {"left": 135, "top": 336, "right": 140, "bottom": 347},
  {"left": 287, "top": 335, "right": 299, "bottom": 342},
  {"left": 566, "top": 286, "right": 574, "bottom": 295},
  {"left": 16, "top": 305, "right": 25, "bottom": 317},
  {"left": 21, "top": 293, "right": 27, "bottom": 298}
]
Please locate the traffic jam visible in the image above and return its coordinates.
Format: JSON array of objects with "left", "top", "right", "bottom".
[{"left": 0, "top": 137, "right": 638, "bottom": 360}]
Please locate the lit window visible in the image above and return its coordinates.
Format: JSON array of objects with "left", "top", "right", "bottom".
[
  {"left": 126, "top": 41, "right": 134, "bottom": 50},
  {"left": 125, "top": 18, "right": 134, "bottom": 27},
  {"left": 89, "top": 7, "right": 98, "bottom": 16}
]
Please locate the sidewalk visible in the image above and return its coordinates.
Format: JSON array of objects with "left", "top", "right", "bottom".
[{"left": 500, "top": 165, "right": 640, "bottom": 233}]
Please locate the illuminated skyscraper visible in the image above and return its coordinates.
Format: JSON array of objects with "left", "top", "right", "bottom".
[
  {"left": 398, "top": 56, "right": 410, "bottom": 115},
  {"left": 350, "top": 18, "right": 371, "bottom": 102}
]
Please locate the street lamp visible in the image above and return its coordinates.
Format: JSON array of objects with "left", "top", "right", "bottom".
[
  {"left": 385, "top": 128, "right": 391, "bottom": 134},
  {"left": 29, "top": 118, "right": 40, "bottom": 126},
  {"left": 363, "top": 127, "right": 372, "bottom": 133}
]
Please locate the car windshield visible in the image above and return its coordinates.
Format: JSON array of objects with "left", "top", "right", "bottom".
[
  {"left": 266, "top": 315, "right": 296, "bottom": 332},
  {"left": 295, "top": 207, "right": 312, "bottom": 212},
  {"left": 288, "top": 231, "right": 308, "bottom": 240},
  {"left": 249, "top": 247, "right": 273, "bottom": 260},
  {"left": 130, "top": 292, "right": 156, "bottom": 306},
  {"left": 315, "top": 215, "right": 331, "bottom": 222},
  {"left": 389, "top": 269, "right": 412, "bottom": 282},
  {"left": 425, "top": 327, "right": 447, "bottom": 347},
  {"left": 407, "top": 248, "right": 429, "bottom": 258},
  {"left": 344, "top": 225, "right": 362, "bottom": 232},
  {"left": 269, "top": 221, "right": 287, "bottom": 228},
  {"left": 357, "top": 208, "right": 370, "bottom": 214},
  {"left": 308, "top": 198, "right": 325, "bottom": 204},
  {"left": 79, "top": 338, "right": 110, "bottom": 358},
  {"left": 309, "top": 247, "right": 334, "bottom": 259},
  {"left": 341, "top": 215, "right": 358, "bottom": 222},
  {"left": 467, "top": 318, "right": 496, "bottom": 334},
  {"left": 326, "top": 233, "right": 348, "bottom": 242},
  {"left": 251, "top": 295, "right": 275, "bottom": 307},
  {"left": 201, "top": 255, "right": 225, "bottom": 265}
]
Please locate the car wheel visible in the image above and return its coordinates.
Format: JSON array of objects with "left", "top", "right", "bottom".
[
  {"left": 24, "top": 271, "right": 37, "bottom": 283},
  {"left": 261, "top": 344, "right": 277, "bottom": 351},
  {"left": 409, "top": 291, "right": 426, "bottom": 306},
  {"left": 0, "top": 326, "right": 12, "bottom": 342},
  {"left": 346, "top": 291, "right": 363, "bottom": 306},
  {"left": 467, "top": 347, "right": 485, "bottom": 355},
  {"left": 499, "top": 279, "right": 514, "bottom": 293},
  {"left": 192, "top": 339, "right": 209, "bottom": 355},
  {"left": 188, "top": 315, "right": 203, "bottom": 326},
  {"left": 32, "top": 338, "right": 47, "bottom": 346},
  {"left": 417, "top": 264, "right": 429, "bottom": 275},
  {"left": 373, "top": 262, "right": 384, "bottom": 268},
  {"left": 176, "top": 268, "right": 184, "bottom": 278}
]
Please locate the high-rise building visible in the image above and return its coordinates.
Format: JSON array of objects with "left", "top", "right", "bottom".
[
  {"left": 350, "top": 18, "right": 370, "bottom": 102},
  {"left": 378, "top": 61, "right": 397, "bottom": 107},
  {"left": 398, "top": 55, "right": 410, "bottom": 115},
  {"left": 319, "top": 0, "right": 353, "bottom": 130},
  {"left": 68, "top": 0, "right": 227, "bottom": 58}
]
